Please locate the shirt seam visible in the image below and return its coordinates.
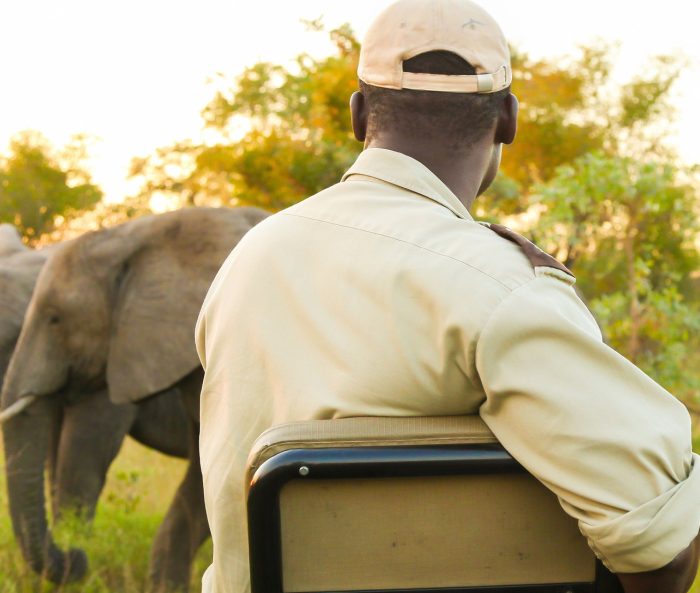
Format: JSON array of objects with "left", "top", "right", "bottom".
[
  {"left": 474, "top": 276, "right": 559, "bottom": 376},
  {"left": 280, "top": 211, "right": 521, "bottom": 292}
]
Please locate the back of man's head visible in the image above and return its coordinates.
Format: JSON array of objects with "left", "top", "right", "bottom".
[{"left": 357, "top": 0, "right": 512, "bottom": 149}]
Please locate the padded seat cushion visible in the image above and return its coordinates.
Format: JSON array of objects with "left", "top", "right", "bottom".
[{"left": 246, "top": 415, "right": 498, "bottom": 487}]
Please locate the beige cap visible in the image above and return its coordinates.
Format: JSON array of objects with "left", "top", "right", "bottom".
[{"left": 358, "top": 0, "right": 511, "bottom": 94}]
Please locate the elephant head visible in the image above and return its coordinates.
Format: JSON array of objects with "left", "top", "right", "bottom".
[{"left": 0, "top": 206, "right": 268, "bottom": 583}]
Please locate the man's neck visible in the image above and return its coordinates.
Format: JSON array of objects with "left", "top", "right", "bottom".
[{"left": 364, "top": 136, "right": 495, "bottom": 211}]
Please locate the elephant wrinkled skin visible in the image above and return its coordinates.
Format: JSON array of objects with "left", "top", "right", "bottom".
[
  {"left": 0, "top": 207, "right": 268, "bottom": 592},
  {"left": 0, "top": 225, "right": 191, "bottom": 587}
]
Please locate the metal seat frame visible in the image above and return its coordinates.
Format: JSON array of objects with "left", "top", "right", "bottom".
[{"left": 247, "top": 442, "right": 624, "bottom": 593}]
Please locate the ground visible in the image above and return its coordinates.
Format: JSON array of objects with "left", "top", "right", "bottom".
[{"left": 0, "top": 438, "right": 210, "bottom": 593}]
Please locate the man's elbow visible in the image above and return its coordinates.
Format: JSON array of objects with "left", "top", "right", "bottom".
[{"left": 617, "top": 531, "right": 700, "bottom": 593}]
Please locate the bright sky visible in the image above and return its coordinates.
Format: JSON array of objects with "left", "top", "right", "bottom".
[{"left": 1, "top": 0, "right": 698, "bottom": 203}]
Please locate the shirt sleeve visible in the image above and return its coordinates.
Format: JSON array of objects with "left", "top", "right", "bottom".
[
  {"left": 195, "top": 305, "right": 207, "bottom": 369},
  {"left": 475, "top": 274, "right": 700, "bottom": 573}
]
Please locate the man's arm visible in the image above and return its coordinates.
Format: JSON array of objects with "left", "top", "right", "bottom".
[
  {"left": 474, "top": 276, "right": 700, "bottom": 590},
  {"left": 618, "top": 532, "right": 700, "bottom": 593}
]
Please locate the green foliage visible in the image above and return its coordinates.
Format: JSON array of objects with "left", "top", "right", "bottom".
[
  {"left": 132, "top": 27, "right": 685, "bottom": 217},
  {"left": 476, "top": 171, "right": 522, "bottom": 223},
  {"left": 136, "top": 30, "right": 625, "bottom": 212},
  {"left": 203, "top": 23, "right": 359, "bottom": 143},
  {"left": 482, "top": 45, "right": 683, "bottom": 216},
  {"left": 531, "top": 152, "right": 700, "bottom": 399},
  {"left": 497, "top": 44, "right": 610, "bottom": 197},
  {"left": 130, "top": 24, "right": 361, "bottom": 211},
  {"left": 0, "top": 439, "right": 210, "bottom": 593},
  {"left": 0, "top": 132, "right": 102, "bottom": 242},
  {"left": 43, "top": 195, "right": 153, "bottom": 244},
  {"left": 617, "top": 55, "right": 681, "bottom": 130}
]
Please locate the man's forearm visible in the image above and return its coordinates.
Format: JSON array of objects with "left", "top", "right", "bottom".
[{"left": 617, "top": 532, "right": 700, "bottom": 593}]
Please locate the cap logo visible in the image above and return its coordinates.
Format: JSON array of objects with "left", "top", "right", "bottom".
[{"left": 462, "top": 19, "right": 485, "bottom": 30}]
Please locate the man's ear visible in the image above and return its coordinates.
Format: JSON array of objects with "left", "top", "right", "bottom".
[
  {"left": 495, "top": 92, "right": 518, "bottom": 145},
  {"left": 350, "top": 91, "right": 368, "bottom": 143}
]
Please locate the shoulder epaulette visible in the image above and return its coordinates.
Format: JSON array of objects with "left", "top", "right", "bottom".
[{"left": 487, "top": 223, "right": 574, "bottom": 280}]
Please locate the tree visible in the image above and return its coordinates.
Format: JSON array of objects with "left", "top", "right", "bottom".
[
  {"left": 131, "top": 27, "right": 682, "bottom": 220},
  {"left": 0, "top": 132, "right": 102, "bottom": 242},
  {"left": 130, "top": 24, "right": 360, "bottom": 211},
  {"left": 42, "top": 195, "right": 153, "bottom": 244},
  {"left": 478, "top": 45, "right": 684, "bottom": 219},
  {"left": 497, "top": 45, "right": 609, "bottom": 194},
  {"left": 531, "top": 152, "right": 700, "bottom": 400}
]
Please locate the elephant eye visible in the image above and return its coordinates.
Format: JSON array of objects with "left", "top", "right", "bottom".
[{"left": 48, "top": 315, "right": 60, "bottom": 325}]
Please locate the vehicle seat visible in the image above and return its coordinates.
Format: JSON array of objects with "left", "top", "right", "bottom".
[{"left": 246, "top": 415, "right": 623, "bottom": 593}]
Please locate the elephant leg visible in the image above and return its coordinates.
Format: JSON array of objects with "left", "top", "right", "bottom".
[
  {"left": 149, "top": 421, "right": 210, "bottom": 593},
  {"left": 54, "top": 389, "right": 136, "bottom": 519}
]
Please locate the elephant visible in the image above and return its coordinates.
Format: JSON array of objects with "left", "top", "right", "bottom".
[
  {"left": 0, "top": 224, "right": 47, "bottom": 382},
  {"left": 0, "top": 206, "right": 268, "bottom": 592},
  {"left": 0, "top": 224, "right": 194, "bottom": 590}
]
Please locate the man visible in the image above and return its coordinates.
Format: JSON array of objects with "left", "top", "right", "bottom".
[{"left": 195, "top": 1, "right": 700, "bottom": 591}]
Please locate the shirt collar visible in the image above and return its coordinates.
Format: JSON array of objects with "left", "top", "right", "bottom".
[{"left": 341, "top": 148, "right": 474, "bottom": 221}]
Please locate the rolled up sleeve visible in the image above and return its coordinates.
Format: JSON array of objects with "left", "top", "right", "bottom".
[{"left": 475, "top": 275, "right": 700, "bottom": 573}]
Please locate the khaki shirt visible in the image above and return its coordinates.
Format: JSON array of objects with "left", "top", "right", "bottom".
[{"left": 196, "top": 148, "right": 700, "bottom": 593}]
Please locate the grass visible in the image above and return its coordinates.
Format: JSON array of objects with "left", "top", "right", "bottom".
[
  {"left": 0, "top": 438, "right": 211, "bottom": 593},
  {"left": 1, "top": 437, "right": 699, "bottom": 592}
]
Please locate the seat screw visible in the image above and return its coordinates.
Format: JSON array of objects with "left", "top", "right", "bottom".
[{"left": 299, "top": 466, "right": 310, "bottom": 476}]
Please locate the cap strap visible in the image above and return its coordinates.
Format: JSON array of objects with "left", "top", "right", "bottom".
[
  {"left": 476, "top": 73, "right": 493, "bottom": 92},
  {"left": 401, "top": 65, "right": 510, "bottom": 94}
]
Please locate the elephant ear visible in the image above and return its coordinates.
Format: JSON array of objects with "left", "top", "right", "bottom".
[
  {"left": 106, "top": 209, "right": 252, "bottom": 405},
  {"left": 0, "top": 225, "right": 26, "bottom": 257}
]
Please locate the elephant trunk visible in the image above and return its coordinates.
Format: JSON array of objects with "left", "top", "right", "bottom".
[{"left": 2, "top": 399, "right": 87, "bottom": 583}]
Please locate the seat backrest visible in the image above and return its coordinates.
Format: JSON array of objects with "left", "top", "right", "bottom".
[{"left": 246, "top": 416, "right": 620, "bottom": 593}]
